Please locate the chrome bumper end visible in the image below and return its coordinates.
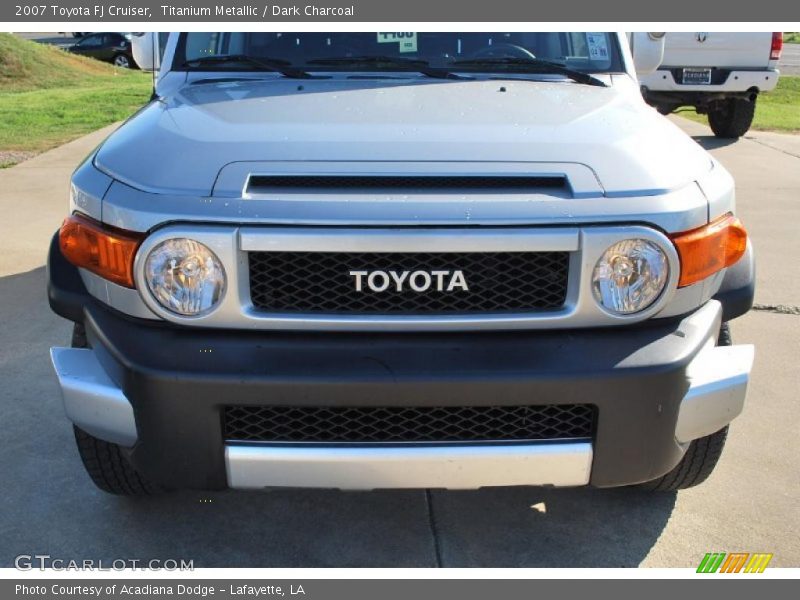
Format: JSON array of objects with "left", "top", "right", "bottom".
[
  {"left": 49, "top": 347, "right": 137, "bottom": 447},
  {"left": 675, "top": 342, "right": 755, "bottom": 444}
]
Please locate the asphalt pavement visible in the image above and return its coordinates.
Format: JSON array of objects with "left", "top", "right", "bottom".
[
  {"left": 0, "top": 119, "right": 798, "bottom": 568},
  {"left": 779, "top": 41, "right": 800, "bottom": 76}
]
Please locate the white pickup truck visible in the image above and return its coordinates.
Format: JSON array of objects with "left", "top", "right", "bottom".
[{"left": 639, "top": 32, "right": 783, "bottom": 138}]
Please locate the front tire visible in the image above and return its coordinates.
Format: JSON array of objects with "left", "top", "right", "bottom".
[
  {"left": 718, "top": 322, "right": 732, "bottom": 347},
  {"left": 639, "top": 322, "right": 733, "bottom": 491},
  {"left": 638, "top": 426, "right": 729, "bottom": 491},
  {"left": 74, "top": 427, "right": 161, "bottom": 495},
  {"left": 708, "top": 98, "right": 756, "bottom": 138},
  {"left": 70, "top": 323, "right": 161, "bottom": 495}
]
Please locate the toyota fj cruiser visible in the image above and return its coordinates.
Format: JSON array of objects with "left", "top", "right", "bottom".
[{"left": 48, "top": 32, "right": 755, "bottom": 495}]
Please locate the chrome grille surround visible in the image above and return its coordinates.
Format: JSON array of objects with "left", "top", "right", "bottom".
[{"left": 130, "top": 225, "right": 681, "bottom": 331}]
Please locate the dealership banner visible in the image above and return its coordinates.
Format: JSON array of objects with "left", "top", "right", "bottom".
[
  {"left": 3, "top": 579, "right": 797, "bottom": 599},
  {"left": 3, "top": 0, "right": 800, "bottom": 22}
]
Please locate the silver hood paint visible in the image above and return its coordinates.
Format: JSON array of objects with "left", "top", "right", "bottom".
[{"left": 95, "top": 77, "right": 712, "bottom": 197}]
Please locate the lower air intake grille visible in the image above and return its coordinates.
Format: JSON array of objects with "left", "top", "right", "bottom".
[{"left": 223, "top": 404, "right": 595, "bottom": 443}]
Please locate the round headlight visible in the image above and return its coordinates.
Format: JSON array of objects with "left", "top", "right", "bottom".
[
  {"left": 144, "top": 239, "right": 226, "bottom": 316},
  {"left": 592, "top": 239, "right": 669, "bottom": 315}
]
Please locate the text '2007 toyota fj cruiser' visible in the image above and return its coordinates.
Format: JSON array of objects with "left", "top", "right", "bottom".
[{"left": 48, "top": 32, "right": 755, "bottom": 495}]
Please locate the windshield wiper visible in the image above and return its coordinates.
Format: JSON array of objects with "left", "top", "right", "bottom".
[
  {"left": 306, "top": 55, "right": 466, "bottom": 80},
  {"left": 448, "top": 57, "right": 608, "bottom": 87},
  {"left": 181, "top": 54, "right": 313, "bottom": 79}
]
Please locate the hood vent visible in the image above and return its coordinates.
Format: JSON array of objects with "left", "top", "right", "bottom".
[{"left": 246, "top": 175, "right": 567, "bottom": 194}]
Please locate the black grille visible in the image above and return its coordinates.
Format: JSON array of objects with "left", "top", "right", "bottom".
[
  {"left": 223, "top": 404, "right": 595, "bottom": 443},
  {"left": 247, "top": 175, "right": 566, "bottom": 191},
  {"left": 248, "top": 251, "right": 569, "bottom": 314}
]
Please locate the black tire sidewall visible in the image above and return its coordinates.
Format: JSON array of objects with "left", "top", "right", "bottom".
[{"left": 709, "top": 98, "right": 756, "bottom": 138}]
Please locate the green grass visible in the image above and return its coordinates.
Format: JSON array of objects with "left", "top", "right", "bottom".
[
  {"left": 0, "top": 33, "right": 151, "bottom": 163},
  {"left": 678, "top": 76, "right": 800, "bottom": 133},
  {"left": 784, "top": 32, "right": 800, "bottom": 44}
]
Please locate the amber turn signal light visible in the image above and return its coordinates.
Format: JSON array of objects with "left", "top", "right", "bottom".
[
  {"left": 59, "top": 214, "right": 144, "bottom": 288},
  {"left": 670, "top": 214, "right": 748, "bottom": 288}
]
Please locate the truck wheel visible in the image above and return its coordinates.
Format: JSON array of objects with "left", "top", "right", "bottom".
[
  {"left": 708, "top": 98, "right": 756, "bottom": 138},
  {"left": 71, "top": 322, "right": 88, "bottom": 348},
  {"left": 637, "top": 426, "right": 729, "bottom": 491},
  {"left": 70, "top": 323, "right": 161, "bottom": 495},
  {"left": 113, "top": 54, "right": 131, "bottom": 68},
  {"left": 718, "top": 322, "right": 732, "bottom": 346},
  {"left": 74, "top": 427, "right": 161, "bottom": 495}
]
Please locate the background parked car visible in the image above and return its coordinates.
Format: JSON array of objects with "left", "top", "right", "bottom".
[{"left": 67, "top": 33, "right": 137, "bottom": 69}]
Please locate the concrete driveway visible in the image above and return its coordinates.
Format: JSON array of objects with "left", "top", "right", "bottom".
[{"left": 0, "top": 119, "right": 798, "bottom": 568}]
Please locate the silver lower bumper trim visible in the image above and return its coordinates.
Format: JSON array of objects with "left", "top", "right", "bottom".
[
  {"left": 675, "top": 342, "right": 754, "bottom": 444},
  {"left": 50, "top": 347, "right": 137, "bottom": 447},
  {"left": 225, "top": 442, "right": 593, "bottom": 490}
]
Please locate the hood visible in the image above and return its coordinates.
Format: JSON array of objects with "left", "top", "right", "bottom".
[{"left": 95, "top": 77, "right": 712, "bottom": 196}]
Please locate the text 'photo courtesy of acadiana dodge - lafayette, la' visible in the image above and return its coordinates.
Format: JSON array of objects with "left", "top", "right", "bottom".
[
  {"left": 16, "top": 584, "right": 306, "bottom": 597},
  {"left": 38, "top": 4, "right": 357, "bottom": 18}
]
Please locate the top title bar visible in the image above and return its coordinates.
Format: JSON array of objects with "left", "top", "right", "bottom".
[{"left": 3, "top": 0, "right": 799, "bottom": 22}]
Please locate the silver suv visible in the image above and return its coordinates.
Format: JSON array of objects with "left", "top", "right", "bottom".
[{"left": 48, "top": 32, "right": 754, "bottom": 495}]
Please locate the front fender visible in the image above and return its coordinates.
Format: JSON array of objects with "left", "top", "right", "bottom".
[{"left": 713, "top": 239, "right": 755, "bottom": 322}]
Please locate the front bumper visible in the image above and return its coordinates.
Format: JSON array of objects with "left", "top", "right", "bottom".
[
  {"left": 48, "top": 295, "right": 753, "bottom": 491},
  {"left": 47, "top": 230, "right": 755, "bottom": 491}
]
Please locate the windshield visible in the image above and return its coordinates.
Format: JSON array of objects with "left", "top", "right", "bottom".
[{"left": 176, "top": 32, "right": 623, "bottom": 75}]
